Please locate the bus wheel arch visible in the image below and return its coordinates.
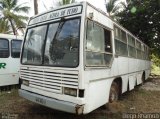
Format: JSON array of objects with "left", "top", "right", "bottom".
[{"left": 109, "top": 77, "right": 122, "bottom": 103}]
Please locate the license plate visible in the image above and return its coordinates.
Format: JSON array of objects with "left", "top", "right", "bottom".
[{"left": 35, "top": 97, "right": 46, "bottom": 105}]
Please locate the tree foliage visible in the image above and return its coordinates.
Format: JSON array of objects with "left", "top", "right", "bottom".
[
  {"left": 105, "top": 0, "right": 125, "bottom": 18},
  {"left": 117, "top": 0, "right": 160, "bottom": 55},
  {"left": 0, "top": 0, "right": 30, "bottom": 35},
  {"left": 0, "top": 19, "right": 10, "bottom": 33},
  {"left": 151, "top": 53, "right": 160, "bottom": 75}
]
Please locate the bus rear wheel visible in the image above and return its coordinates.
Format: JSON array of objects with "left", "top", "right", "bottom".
[
  {"left": 109, "top": 82, "right": 119, "bottom": 103},
  {"left": 142, "top": 73, "right": 145, "bottom": 84}
]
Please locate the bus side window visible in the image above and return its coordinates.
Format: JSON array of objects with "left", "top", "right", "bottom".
[
  {"left": 0, "top": 38, "right": 9, "bottom": 58},
  {"left": 11, "top": 40, "right": 22, "bottom": 58},
  {"left": 114, "top": 26, "right": 127, "bottom": 56},
  {"left": 104, "top": 29, "right": 112, "bottom": 53},
  {"left": 86, "top": 20, "right": 113, "bottom": 67}
]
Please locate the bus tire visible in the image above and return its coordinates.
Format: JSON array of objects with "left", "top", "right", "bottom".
[
  {"left": 142, "top": 73, "right": 145, "bottom": 84},
  {"left": 103, "top": 82, "right": 119, "bottom": 109},
  {"left": 109, "top": 82, "right": 119, "bottom": 103}
]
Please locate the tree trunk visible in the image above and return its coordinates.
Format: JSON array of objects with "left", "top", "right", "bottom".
[
  {"left": 9, "top": 19, "right": 16, "bottom": 35},
  {"left": 34, "top": 0, "right": 38, "bottom": 15}
]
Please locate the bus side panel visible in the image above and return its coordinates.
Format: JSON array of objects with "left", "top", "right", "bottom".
[
  {"left": 9, "top": 58, "right": 21, "bottom": 76},
  {"left": 136, "top": 71, "right": 143, "bottom": 85},
  {"left": 128, "top": 75, "right": 136, "bottom": 90},
  {"left": 127, "top": 58, "right": 137, "bottom": 90},
  {"left": 0, "top": 74, "right": 19, "bottom": 86},
  {"left": 110, "top": 58, "right": 119, "bottom": 76},
  {"left": 145, "top": 60, "right": 151, "bottom": 80},
  {"left": 83, "top": 78, "right": 113, "bottom": 114},
  {"left": 0, "top": 58, "right": 20, "bottom": 86},
  {"left": 136, "top": 59, "right": 145, "bottom": 85},
  {"left": 128, "top": 58, "right": 137, "bottom": 73},
  {"left": 86, "top": 5, "right": 113, "bottom": 30},
  {"left": 117, "top": 57, "right": 128, "bottom": 75},
  {"left": 138, "top": 60, "right": 146, "bottom": 71}
]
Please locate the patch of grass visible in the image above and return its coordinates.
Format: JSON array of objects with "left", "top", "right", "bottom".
[
  {"left": 0, "top": 82, "right": 160, "bottom": 119},
  {"left": 119, "top": 88, "right": 160, "bottom": 113},
  {"left": 0, "top": 89, "right": 36, "bottom": 113}
]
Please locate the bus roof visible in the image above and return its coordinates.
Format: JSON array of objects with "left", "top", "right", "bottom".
[
  {"left": 0, "top": 33, "right": 23, "bottom": 40},
  {"left": 28, "top": 1, "right": 149, "bottom": 48}
]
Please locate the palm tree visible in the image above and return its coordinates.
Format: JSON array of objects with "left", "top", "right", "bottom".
[
  {"left": 59, "top": 0, "right": 75, "bottom": 6},
  {"left": 0, "top": 19, "right": 10, "bottom": 33},
  {"left": 0, "top": 0, "right": 30, "bottom": 35},
  {"left": 105, "top": 0, "right": 123, "bottom": 18}
]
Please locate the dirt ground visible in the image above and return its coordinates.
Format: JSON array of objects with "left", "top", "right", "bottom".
[{"left": 0, "top": 76, "right": 160, "bottom": 119}]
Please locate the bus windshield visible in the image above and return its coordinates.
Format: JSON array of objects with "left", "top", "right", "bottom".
[{"left": 22, "top": 18, "right": 80, "bottom": 67}]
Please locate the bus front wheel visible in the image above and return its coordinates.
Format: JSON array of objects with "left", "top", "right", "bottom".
[
  {"left": 109, "top": 82, "right": 119, "bottom": 103},
  {"left": 103, "top": 82, "right": 119, "bottom": 109}
]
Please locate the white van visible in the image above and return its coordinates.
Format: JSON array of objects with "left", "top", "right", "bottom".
[{"left": 0, "top": 33, "right": 23, "bottom": 86}]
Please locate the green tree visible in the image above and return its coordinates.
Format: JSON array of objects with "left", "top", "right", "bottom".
[
  {"left": 0, "top": 0, "right": 30, "bottom": 35},
  {"left": 59, "top": 0, "right": 75, "bottom": 6},
  {"left": 151, "top": 54, "right": 160, "bottom": 75},
  {"left": 117, "top": 0, "right": 160, "bottom": 55}
]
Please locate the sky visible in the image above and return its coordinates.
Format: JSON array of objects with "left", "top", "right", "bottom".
[{"left": 18, "top": 0, "right": 121, "bottom": 17}]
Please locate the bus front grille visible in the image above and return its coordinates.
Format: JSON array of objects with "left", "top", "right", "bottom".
[{"left": 20, "top": 66, "right": 79, "bottom": 94}]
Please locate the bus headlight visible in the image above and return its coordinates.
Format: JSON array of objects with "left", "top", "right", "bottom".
[
  {"left": 22, "top": 80, "right": 29, "bottom": 86},
  {"left": 64, "top": 87, "right": 77, "bottom": 97}
]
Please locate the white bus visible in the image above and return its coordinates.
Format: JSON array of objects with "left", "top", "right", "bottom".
[
  {"left": 19, "top": 2, "right": 151, "bottom": 114},
  {"left": 0, "top": 33, "right": 23, "bottom": 86}
]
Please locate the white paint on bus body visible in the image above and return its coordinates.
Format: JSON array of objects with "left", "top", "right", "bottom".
[
  {"left": 0, "top": 34, "right": 23, "bottom": 86},
  {"left": 19, "top": 2, "right": 151, "bottom": 114},
  {"left": 29, "top": 5, "right": 82, "bottom": 25}
]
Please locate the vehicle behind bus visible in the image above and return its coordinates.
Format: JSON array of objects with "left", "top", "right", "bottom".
[
  {"left": 19, "top": 2, "right": 151, "bottom": 114},
  {"left": 0, "top": 34, "right": 23, "bottom": 86}
]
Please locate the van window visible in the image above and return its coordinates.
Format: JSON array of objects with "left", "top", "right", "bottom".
[
  {"left": 11, "top": 40, "right": 22, "bottom": 58},
  {"left": 0, "top": 39, "right": 9, "bottom": 58}
]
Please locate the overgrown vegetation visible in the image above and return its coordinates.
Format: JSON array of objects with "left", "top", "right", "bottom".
[
  {"left": 1, "top": 81, "right": 160, "bottom": 119},
  {"left": 151, "top": 54, "right": 160, "bottom": 75},
  {"left": 109, "top": 0, "right": 160, "bottom": 75},
  {"left": 117, "top": 0, "right": 160, "bottom": 55}
]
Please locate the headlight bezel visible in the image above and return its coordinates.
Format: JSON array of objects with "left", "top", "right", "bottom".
[
  {"left": 63, "top": 87, "right": 77, "bottom": 97},
  {"left": 22, "top": 80, "right": 29, "bottom": 86}
]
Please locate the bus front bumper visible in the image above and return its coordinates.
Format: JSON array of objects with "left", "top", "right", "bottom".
[{"left": 19, "top": 89, "right": 84, "bottom": 114}]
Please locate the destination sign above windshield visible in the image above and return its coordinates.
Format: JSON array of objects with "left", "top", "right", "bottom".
[{"left": 29, "top": 5, "right": 82, "bottom": 25}]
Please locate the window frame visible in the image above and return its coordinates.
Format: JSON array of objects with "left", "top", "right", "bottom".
[
  {"left": 21, "top": 17, "right": 81, "bottom": 68},
  {"left": 11, "top": 39, "right": 22, "bottom": 58},
  {"left": 136, "top": 40, "right": 142, "bottom": 59},
  {"left": 127, "top": 34, "right": 136, "bottom": 58},
  {"left": 21, "top": 24, "right": 48, "bottom": 65},
  {"left": 43, "top": 17, "right": 81, "bottom": 67},
  {"left": 85, "top": 19, "right": 113, "bottom": 67},
  {"left": 114, "top": 25, "right": 128, "bottom": 57},
  {"left": 0, "top": 38, "right": 10, "bottom": 58}
]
